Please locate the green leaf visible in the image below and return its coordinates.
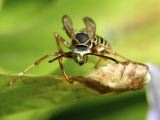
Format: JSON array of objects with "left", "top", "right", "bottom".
[
  {"left": 0, "top": 0, "right": 159, "bottom": 119},
  {"left": 0, "top": 74, "right": 148, "bottom": 120},
  {"left": 0, "top": 74, "right": 98, "bottom": 120}
]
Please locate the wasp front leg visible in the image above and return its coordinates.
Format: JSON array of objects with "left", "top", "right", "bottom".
[
  {"left": 92, "top": 45, "right": 122, "bottom": 69},
  {"left": 54, "top": 32, "right": 73, "bottom": 83},
  {"left": 91, "top": 46, "right": 104, "bottom": 69},
  {"left": 92, "top": 46, "right": 117, "bottom": 69}
]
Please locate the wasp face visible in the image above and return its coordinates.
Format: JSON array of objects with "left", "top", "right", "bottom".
[{"left": 72, "top": 45, "right": 91, "bottom": 65}]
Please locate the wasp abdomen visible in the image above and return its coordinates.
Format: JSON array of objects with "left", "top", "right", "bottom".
[{"left": 92, "top": 35, "right": 109, "bottom": 47}]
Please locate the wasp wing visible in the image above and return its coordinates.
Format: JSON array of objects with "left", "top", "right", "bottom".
[
  {"left": 83, "top": 17, "right": 96, "bottom": 38},
  {"left": 62, "top": 15, "right": 75, "bottom": 39}
]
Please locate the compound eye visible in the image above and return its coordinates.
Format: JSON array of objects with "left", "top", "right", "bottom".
[{"left": 75, "top": 33, "right": 89, "bottom": 43}]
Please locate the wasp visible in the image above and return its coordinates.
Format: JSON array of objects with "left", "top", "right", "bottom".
[{"left": 9, "top": 15, "right": 130, "bottom": 85}]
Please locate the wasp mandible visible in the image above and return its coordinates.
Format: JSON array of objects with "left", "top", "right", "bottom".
[{"left": 9, "top": 15, "right": 130, "bottom": 85}]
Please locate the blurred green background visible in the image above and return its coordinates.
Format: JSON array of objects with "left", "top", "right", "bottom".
[{"left": 0, "top": 0, "right": 160, "bottom": 120}]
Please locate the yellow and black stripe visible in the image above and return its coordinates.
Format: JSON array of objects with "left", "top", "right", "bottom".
[{"left": 92, "top": 35, "right": 109, "bottom": 47}]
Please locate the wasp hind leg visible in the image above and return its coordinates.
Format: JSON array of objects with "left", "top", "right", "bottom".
[
  {"left": 105, "top": 48, "right": 131, "bottom": 62},
  {"left": 94, "top": 58, "right": 102, "bottom": 69},
  {"left": 94, "top": 55, "right": 113, "bottom": 69}
]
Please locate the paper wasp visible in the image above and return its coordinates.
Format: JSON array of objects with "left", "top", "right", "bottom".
[{"left": 9, "top": 15, "right": 130, "bottom": 85}]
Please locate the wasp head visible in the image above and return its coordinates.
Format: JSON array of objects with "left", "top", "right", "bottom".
[{"left": 72, "top": 45, "right": 91, "bottom": 65}]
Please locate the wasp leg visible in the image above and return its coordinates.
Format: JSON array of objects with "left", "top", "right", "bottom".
[
  {"left": 8, "top": 53, "right": 55, "bottom": 86},
  {"left": 92, "top": 46, "right": 106, "bottom": 69},
  {"left": 94, "top": 58, "right": 102, "bottom": 69},
  {"left": 92, "top": 45, "right": 121, "bottom": 68},
  {"left": 104, "top": 47, "right": 131, "bottom": 62},
  {"left": 94, "top": 55, "right": 114, "bottom": 69},
  {"left": 58, "top": 55, "right": 73, "bottom": 83},
  {"left": 54, "top": 32, "right": 71, "bottom": 49},
  {"left": 54, "top": 32, "right": 73, "bottom": 83}
]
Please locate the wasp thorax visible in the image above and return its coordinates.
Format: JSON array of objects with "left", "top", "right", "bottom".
[
  {"left": 72, "top": 45, "right": 91, "bottom": 65},
  {"left": 75, "top": 33, "right": 89, "bottom": 43}
]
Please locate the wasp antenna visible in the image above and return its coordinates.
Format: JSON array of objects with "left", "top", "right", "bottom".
[
  {"left": 86, "top": 53, "right": 119, "bottom": 63},
  {"left": 48, "top": 56, "right": 63, "bottom": 63}
]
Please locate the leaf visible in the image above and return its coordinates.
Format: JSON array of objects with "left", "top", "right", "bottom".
[
  {"left": 0, "top": 0, "right": 158, "bottom": 120},
  {"left": 0, "top": 73, "right": 98, "bottom": 120},
  {"left": 0, "top": 74, "right": 148, "bottom": 120}
]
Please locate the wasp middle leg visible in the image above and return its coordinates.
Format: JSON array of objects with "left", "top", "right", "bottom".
[
  {"left": 92, "top": 46, "right": 109, "bottom": 69},
  {"left": 8, "top": 53, "right": 56, "bottom": 86}
]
